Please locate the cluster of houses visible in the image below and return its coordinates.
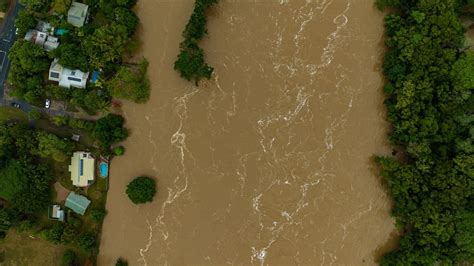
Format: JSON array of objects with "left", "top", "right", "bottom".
[
  {"left": 32, "top": 2, "right": 105, "bottom": 222},
  {"left": 24, "top": 2, "right": 92, "bottom": 89},
  {"left": 50, "top": 151, "right": 96, "bottom": 221}
]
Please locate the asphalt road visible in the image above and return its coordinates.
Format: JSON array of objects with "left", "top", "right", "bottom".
[
  {"left": 0, "top": 2, "right": 72, "bottom": 117},
  {"left": 0, "top": 2, "right": 34, "bottom": 114},
  {"left": 0, "top": 1, "right": 23, "bottom": 97}
]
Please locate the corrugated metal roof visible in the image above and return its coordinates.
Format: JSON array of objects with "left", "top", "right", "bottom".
[{"left": 65, "top": 192, "right": 90, "bottom": 216}]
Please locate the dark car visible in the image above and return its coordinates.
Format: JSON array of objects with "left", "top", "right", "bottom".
[{"left": 10, "top": 102, "right": 20, "bottom": 108}]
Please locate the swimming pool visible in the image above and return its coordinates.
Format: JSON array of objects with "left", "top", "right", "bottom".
[{"left": 99, "top": 162, "right": 108, "bottom": 178}]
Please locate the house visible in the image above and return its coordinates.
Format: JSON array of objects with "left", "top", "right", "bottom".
[
  {"left": 44, "top": 36, "right": 59, "bottom": 51},
  {"left": 67, "top": 2, "right": 89, "bottom": 27},
  {"left": 24, "top": 30, "right": 47, "bottom": 46},
  {"left": 49, "top": 205, "right": 65, "bottom": 221},
  {"left": 49, "top": 59, "right": 89, "bottom": 89},
  {"left": 24, "top": 30, "right": 59, "bottom": 51},
  {"left": 65, "top": 192, "right": 91, "bottom": 216},
  {"left": 68, "top": 151, "right": 95, "bottom": 187}
]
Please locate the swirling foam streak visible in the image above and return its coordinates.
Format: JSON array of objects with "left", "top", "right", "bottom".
[{"left": 250, "top": 1, "right": 352, "bottom": 264}]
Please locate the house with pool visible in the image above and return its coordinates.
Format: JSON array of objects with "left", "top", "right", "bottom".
[{"left": 69, "top": 151, "right": 95, "bottom": 187}]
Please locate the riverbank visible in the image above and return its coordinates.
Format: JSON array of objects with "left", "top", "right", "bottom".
[{"left": 99, "top": 1, "right": 396, "bottom": 264}]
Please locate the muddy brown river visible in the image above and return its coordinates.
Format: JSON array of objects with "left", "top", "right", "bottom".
[{"left": 98, "top": 0, "right": 397, "bottom": 265}]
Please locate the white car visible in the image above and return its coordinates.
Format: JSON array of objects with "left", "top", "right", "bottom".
[
  {"left": 45, "top": 99, "right": 51, "bottom": 109},
  {"left": 15, "top": 28, "right": 18, "bottom": 35}
]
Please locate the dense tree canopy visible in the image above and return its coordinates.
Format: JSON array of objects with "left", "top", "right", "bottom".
[
  {"left": 8, "top": 40, "right": 49, "bottom": 102},
  {"left": 0, "top": 124, "right": 53, "bottom": 213},
  {"left": 108, "top": 59, "right": 150, "bottom": 103},
  {"left": 36, "top": 131, "right": 74, "bottom": 162},
  {"left": 174, "top": 0, "right": 218, "bottom": 84},
  {"left": 14, "top": 10, "right": 37, "bottom": 37},
  {"left": 93, "top": 114, "right": 128, "bottom": 148},
  {"left": 376, "top": 0, "right": 474, "bottom": 264},
  {"left": 52, "top": 43, "right": 89, "bottom": 71},
  {"left": 20, "top": 0, "right": 50, "bottom": 12},
  {"left": 83, "top": 24, "right": 128, "bottom": 69},
  {"left": 126, "top": 176, "right": 156, "bottom": 204}
]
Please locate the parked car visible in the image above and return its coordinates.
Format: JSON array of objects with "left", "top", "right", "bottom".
[
  {"left": 45, "top": 99, "right": 51, "bottom": 109},
  {"left": 11, "top": 102, "right": 20, "bottom": 108}
]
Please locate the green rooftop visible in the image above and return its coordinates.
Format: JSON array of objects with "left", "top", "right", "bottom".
[{"left": 65, "top": 192, "right": 91, "bottom": 216}]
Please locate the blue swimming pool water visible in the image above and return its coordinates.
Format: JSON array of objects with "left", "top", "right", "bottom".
[{"left": 100, "top": 162, "right": 108, "bottom": 177}]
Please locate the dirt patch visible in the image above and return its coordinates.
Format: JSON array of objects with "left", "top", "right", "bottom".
[{"left": 0, "top": 231, "right": 64, "bottom": 266}]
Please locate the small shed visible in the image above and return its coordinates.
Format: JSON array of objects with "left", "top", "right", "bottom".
[
  {"left": 65, "top": 192, "right": 91, "bottom": 216},
  {"left": 48, "top": 205, "right": 65, "bottom": 222},
  {"left": 71, "top": 134, "right": 80, "bottom": 142}
]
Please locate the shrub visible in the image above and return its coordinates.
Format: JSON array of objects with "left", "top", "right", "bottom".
[
  {"left": 28, "top": 109, "right": 41, "bottom": 120},
  {"left": 116, "top": 258, "right": 128, "bottom": 266},
  {"left": 113, "top": 146, "right": 125, "bottom": 156},
  {"left": 0, "top": 0, "right": 8, "bottom": 12},
  {"left": 93, "top": 114, "right": 128, "bottom": 149},
  {"left": 67, "top": 214, "right": 82, "bottom": 228},
  {"left": 91, "top": 208, "right": 107, "bottom": 223},
  {"left": 53, "top": 116, "right": 69, "bottom": 127},
  {"left": 61, "top": 250, "right": 78, "bottom": 266},
  {"left": 126, "top": 176, "right": 156, "bottom": 204},
  {"left": 0, "top": 231, "right": 6, "bottom": 239},
  {"left": 76, "top": 232, "right": 97, "bottom": 253},
  {"left": 16, "top": 220, "right": 35, "bottom": 233},
  {"left": 43, "top": 223, "right": 65, "bottom": 244},
  {"left": 109, "top": 59, "right": 150, "bottom": 103},
  {"left": 60, "top": 226, "right": 77, "bottom": 244}
]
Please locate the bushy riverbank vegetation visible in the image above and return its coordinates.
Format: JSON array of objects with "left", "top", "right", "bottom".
[
  {"left": 10, "top": 0, "right": 149, "bottom": 114},
  {"left": 174, "top": 0, "right": 218, "bottom": 84},
  {"left": 126, "top": 176, "right": 156, "bottom": 204},
  {"left": 376, "top": 0, "right": 474, "bottom": 264}
]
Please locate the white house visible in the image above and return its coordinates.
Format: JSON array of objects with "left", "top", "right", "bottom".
[
  {"left": 44, "top": 36, "right": 59, "bottom": 51},
  {"left": 24, "top": 30, "right": 59, "bottom": 51},
  {"left": 49, "top": 59, "right": 89, "bottom": 89},
  {"left": 67, "top": 2, "right": 89, "bottom": 27},
  {"left": 68, "top": 152, "right": 95, "bottom": 187}
]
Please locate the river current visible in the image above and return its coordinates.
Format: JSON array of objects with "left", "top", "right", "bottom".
[{"left": 99, "top": 0, "right": 396, "bottom": 265}]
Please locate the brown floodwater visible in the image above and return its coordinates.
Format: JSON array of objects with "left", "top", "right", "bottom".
[{"left": 98, "top": 0, "right": 397, "bottom": 265}]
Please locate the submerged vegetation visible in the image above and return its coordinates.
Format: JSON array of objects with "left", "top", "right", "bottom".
[
  {"left": 376, "top": 0, "right": 474, "bottom": 264},
  {"left": 126, "top": 176, "right": 156, "bottom": 204},
  {"left": 174, "top": 0, "right": 218, "bottom": 84}
]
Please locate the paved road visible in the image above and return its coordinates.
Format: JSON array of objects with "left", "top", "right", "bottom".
[
  {"left": 0, "top": 1, "right": 35, "bottom": 114},
  {"left": 0, "top": 1, "right": 23, "bottom": 97},
  {"left": 0, "top": 2, "right": 67, "bottom": 117},
  {"left": 0, "top": 2, "right": 74, "bottom": 118}
]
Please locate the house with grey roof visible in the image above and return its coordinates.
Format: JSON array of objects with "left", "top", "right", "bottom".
[
  {"left": 67, "top": 2, "right": 89, "bottom": 27},
  {"left": 24, "top": 30, "right": 59, "bottom": 51},
  {"left": 65, "top": 192, "right": 91, "bottom": 216}
]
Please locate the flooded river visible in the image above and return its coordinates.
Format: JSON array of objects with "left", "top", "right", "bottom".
[{"left": 99, "top": 0, "right": 396, "bottom": 265}]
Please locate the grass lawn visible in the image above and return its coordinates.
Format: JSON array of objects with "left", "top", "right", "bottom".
[
  {"left": 0, "top": 231, "right": 65, "bottom": 265},
  {"left": 0, "top": 107, "right": 27, "bottom": 124}
]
